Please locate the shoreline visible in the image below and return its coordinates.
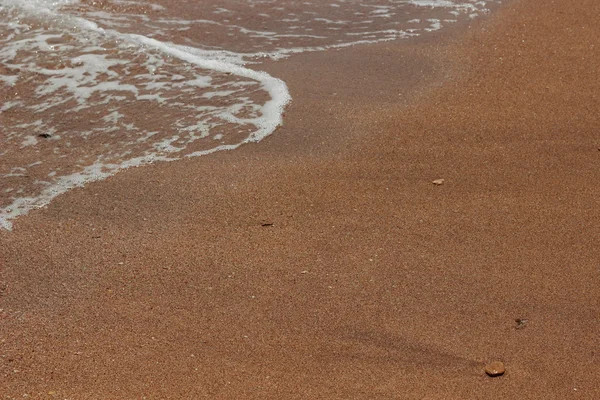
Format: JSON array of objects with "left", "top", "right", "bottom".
[{"left": 2, "top": 0, "right": 600, "bottom": 398}]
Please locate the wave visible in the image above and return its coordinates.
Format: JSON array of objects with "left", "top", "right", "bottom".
[{"left": 0, "top": 0, "right": 498, "bottom": 230}]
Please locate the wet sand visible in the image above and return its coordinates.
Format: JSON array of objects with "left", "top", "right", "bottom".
[{"left": 1, "top": 0, "right": 599, "bottom": 398}]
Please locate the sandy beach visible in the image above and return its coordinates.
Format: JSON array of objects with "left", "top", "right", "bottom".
[{"left": 1, "top": 0, "right": 599, "bottom": 398}]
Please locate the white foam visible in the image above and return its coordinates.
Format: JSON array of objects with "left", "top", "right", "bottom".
[
  {"left": 0, "top": 0, "right": 501, "bottom": 230},
  {"left": 408, "top": 0, "right": 476, "bottom": 11},
  {"left": 425, "top": 19, "right": 443, "bottom": 32},
  {"left": 0, "top": 0, "right": 293, "bottom": 230},
  {"left": 129, "top": 34, "right": 290, "bottom": 143},
  {"left": 20, "top": 136, "right": 39, "bottom": 148}
]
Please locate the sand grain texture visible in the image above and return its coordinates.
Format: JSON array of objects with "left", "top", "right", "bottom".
[{"left": 1, "top": 0, "right": 599, "bottom": 398}]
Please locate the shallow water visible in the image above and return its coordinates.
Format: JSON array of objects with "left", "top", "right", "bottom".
[{"left": 0, "top": 0, "right": 500, "bottom": 229}]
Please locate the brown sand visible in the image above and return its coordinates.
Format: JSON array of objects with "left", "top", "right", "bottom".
[{"left": 2, "top": 0, "right": 600, "bottom": 398}]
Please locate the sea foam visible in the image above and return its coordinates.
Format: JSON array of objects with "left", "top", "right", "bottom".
[{"left": 0, "top": 0, "right": 499, "bottom": 230}]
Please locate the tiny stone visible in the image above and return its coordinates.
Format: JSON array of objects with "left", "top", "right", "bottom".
[
  {"left": 484, "top": 361, "right": 506, "bottom": 377},
  {"left": 515, "top": 318, "right": 528, "bottom": 329},
  {"left": 432, "top": 179, "right": 445, "bottom": 185}
]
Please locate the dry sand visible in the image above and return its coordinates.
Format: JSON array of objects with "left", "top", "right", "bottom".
[{"left": 1, "top": 0, "right": 599, "bottom": 398}]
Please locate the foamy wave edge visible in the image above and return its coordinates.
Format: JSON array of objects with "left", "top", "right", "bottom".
[
  {"left": 1, "top": 0, "right": 496, "bottom": 230},
  {"left": 0, "top": 1, "right": 291, "bottom": 230}
]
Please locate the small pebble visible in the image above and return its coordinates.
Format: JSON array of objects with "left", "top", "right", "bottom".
[
  {"left": 484, "top": 361, "right": 506, "bottom": 377},
  {"left": 432, "top": 179, "right": 445, "bottom": 185},
  {"left": 515, "top": 318, "right": 528, "bottom": 329}
]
